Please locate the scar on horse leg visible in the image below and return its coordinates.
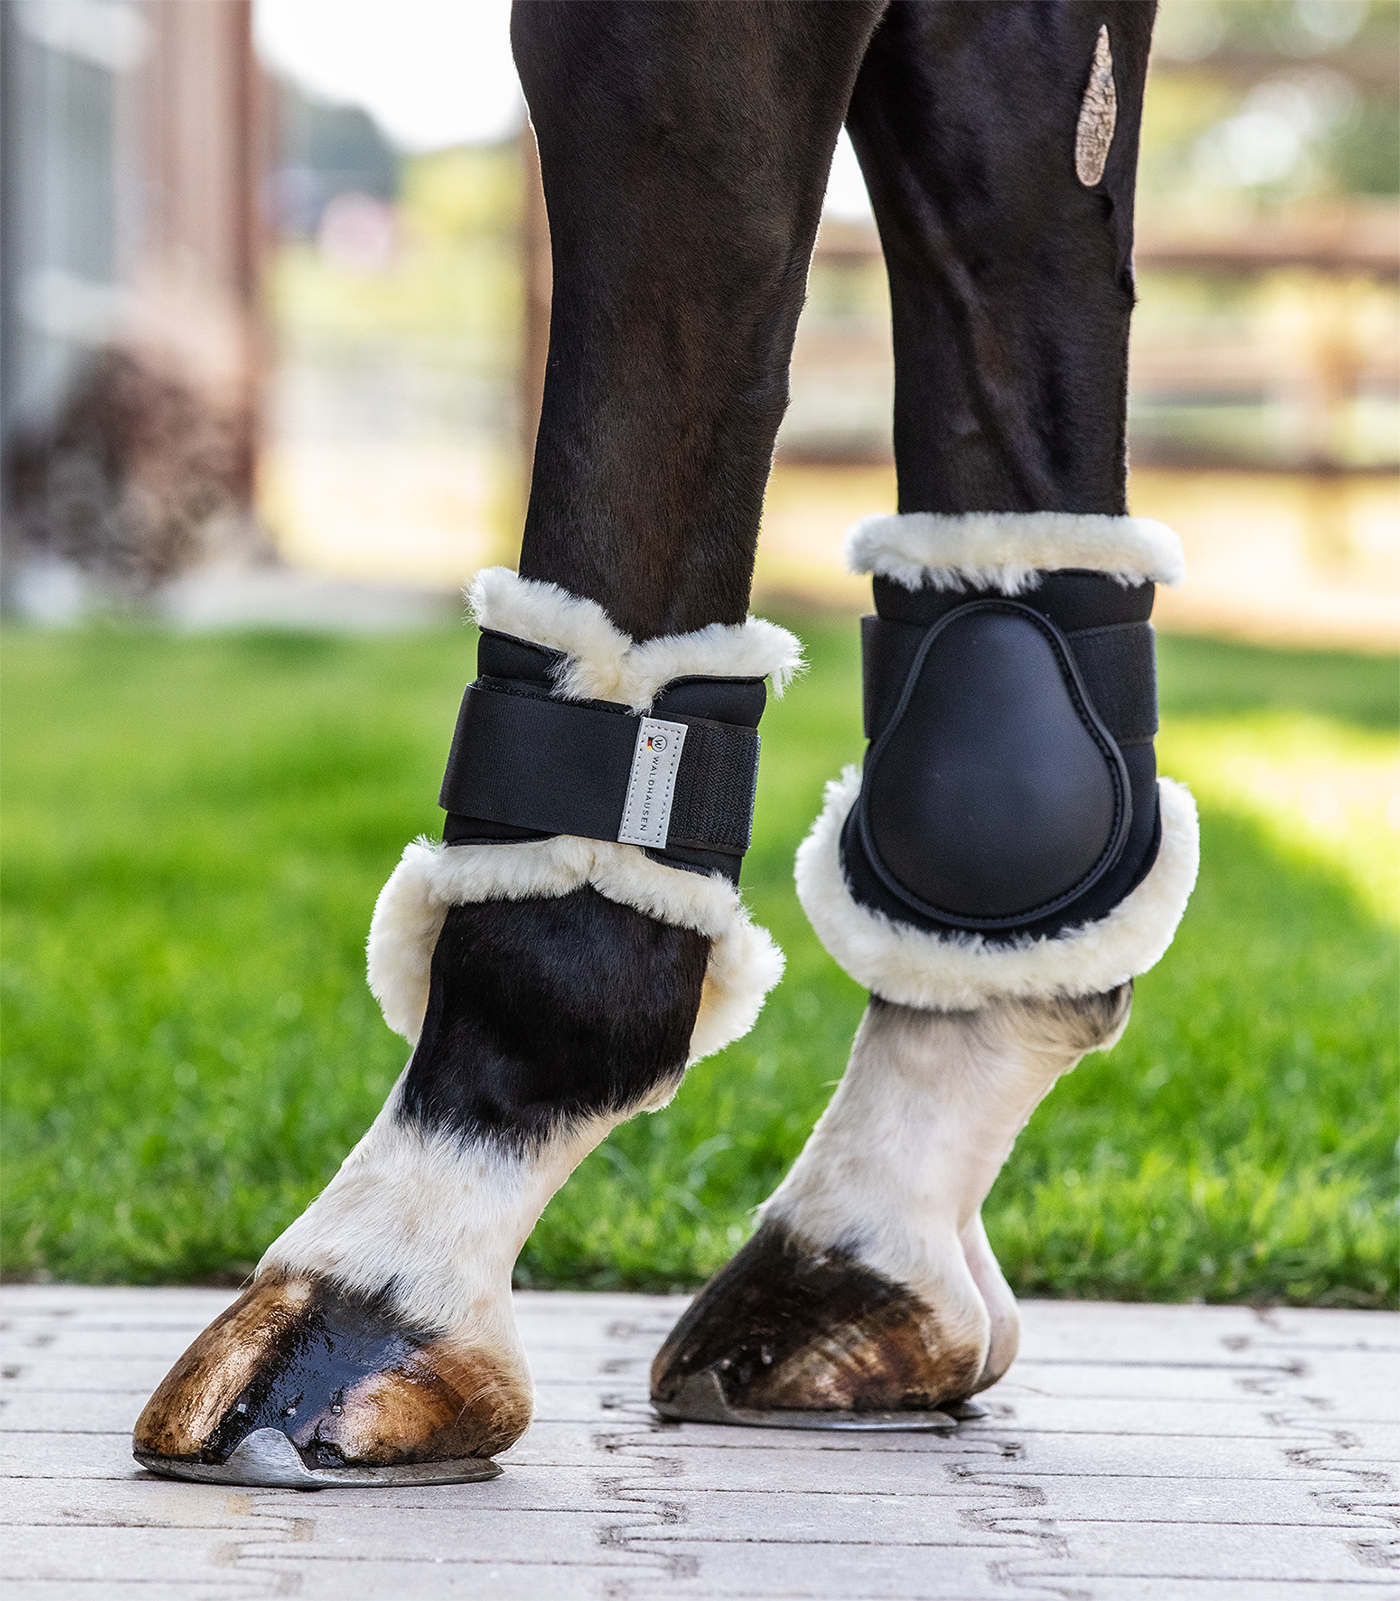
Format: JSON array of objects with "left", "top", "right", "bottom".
[
  {"left": 133, "top": 0, "right": 884, "bottom": 1485},
  {"left": 651, "top": 2, "right": 1201, "bottom": 1426}
]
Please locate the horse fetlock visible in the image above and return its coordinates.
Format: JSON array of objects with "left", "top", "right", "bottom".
[
  {"left": 766, "top": 514, "right": 1199, "bottom": 1425},
  {"left": 652, "top": 989, "right": 1130, "bottom": 1427},
  {"left": 131, "top": 889, "right": 697, "bottom": 1488},
  {"left": 133, "top": 1270, "right": 527, "bottom": 1486}
]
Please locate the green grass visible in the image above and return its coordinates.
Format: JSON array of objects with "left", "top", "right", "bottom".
[{"left": 2, "top": 622, "right": 1395, "bottom": 1306}]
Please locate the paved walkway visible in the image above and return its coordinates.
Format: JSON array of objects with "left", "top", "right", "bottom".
[{"left": 1, "top": 1287, "right": 1396, "bottom": 1600}]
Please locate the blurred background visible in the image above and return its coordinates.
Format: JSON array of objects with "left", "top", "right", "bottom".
[
  {"left": 1, "top": 0, "right": 1396, "bottom": 1304},
  {"left": 3, "top": 0, "right": 1399, "bottom": 640}
]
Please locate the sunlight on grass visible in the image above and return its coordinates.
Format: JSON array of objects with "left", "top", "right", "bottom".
[{"left": 1160, "top": 714, "right": 1399, "bottom": 924}]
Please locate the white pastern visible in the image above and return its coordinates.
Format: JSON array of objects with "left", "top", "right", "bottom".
[
  {"left": 259, "top": 1077, "right": 626, "bottom": 1374},
  {"left": 762, "top": 995, "right": 1127, "bottom": 1361}
]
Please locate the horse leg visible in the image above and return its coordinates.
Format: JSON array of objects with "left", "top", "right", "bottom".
[
  {"left": 653, "top": 0, "right": 1200, "bottom": 1425},
  {"left": 132, "top": 0, "right": 885, "bottom": 1486}
]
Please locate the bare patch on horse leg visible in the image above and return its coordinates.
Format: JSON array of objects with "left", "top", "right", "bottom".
[{"left": 1076, "top": 25, "right": 1117, "bottom": 186}]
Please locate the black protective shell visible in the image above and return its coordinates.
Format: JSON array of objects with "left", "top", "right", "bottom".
[{"left": 850, "top": 600, "right": 1132, "bottom": 930}]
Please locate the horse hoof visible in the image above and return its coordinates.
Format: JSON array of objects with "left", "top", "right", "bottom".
[
  {"left": 650, "top": 1221, "right": 986, "bottom": 1426},
  {"left": 133, "top": 1272, "right": 529, "bottom": 1487}
]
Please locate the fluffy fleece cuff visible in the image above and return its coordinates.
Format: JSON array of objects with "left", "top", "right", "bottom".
[
  {"left": 367, "top": 570, "right": 801, "bottom": 1064},
  {"left": 469, "top": 566, "right": 803, "bottom": 711},
  {"left": 795, "top": 769, "right": 1199, "bottom": 1011},
  {"left": 845, "top": 511, "right": 1185, "bottom": 595},
  {"left": 370, "top": 837, "right": 783, "bottom": 1064}
]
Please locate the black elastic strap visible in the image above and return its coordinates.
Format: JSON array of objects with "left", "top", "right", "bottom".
[
  {"left": 439, "top": 684, "right": 759, "bottom": 856},
  {"left": 663, "top": 721, "right": 761, "bottom": 851},
  {"left": 861, "top": 614, "right": 1156, "bottom": 749},
  {"left": 1066, "top": 622, "right": 1158, "bottom": 746}
]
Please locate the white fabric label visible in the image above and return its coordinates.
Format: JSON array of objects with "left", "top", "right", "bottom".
[{"left": 617, "top": 718, "right": 688, "bottom": 849}]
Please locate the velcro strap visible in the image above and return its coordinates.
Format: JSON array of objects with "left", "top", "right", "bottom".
[
  {"left": 439, "top": 685, "right": 759, "bottom": 855},
  {"left": 1066, "top": 622, "right": 1158, "bottom": 746},
  {"left": 861, "top": 615, "right": 1156, "bottom": 749}
]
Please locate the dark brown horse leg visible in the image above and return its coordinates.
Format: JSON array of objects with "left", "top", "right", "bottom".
[
  {"left": 653, "top": 1, "right": 1199, "bottom": 1428},
  {"left": 134, "top": 0, "right": 885, "bottom": 1486}
]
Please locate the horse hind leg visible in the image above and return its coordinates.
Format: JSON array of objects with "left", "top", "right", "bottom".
[{"left": 651, "top": 0, "right": 1200, "bottom": 1428}]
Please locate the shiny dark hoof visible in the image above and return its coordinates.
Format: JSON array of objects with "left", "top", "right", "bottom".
[
  {"left": 651, "top": 1221, "right": 986, "bottom": 1427},
  {"left": 133, "top": 1272, "right": 530, "bottom": 1487}
]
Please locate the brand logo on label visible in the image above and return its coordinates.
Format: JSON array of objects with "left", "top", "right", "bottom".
[{"left": 618, "top": 718, "right": 687, "bottom": 850}]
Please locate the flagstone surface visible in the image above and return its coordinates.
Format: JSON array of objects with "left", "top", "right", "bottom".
[{"left": 2, "top": 1286, "right": 1396, "bottom": 1599}]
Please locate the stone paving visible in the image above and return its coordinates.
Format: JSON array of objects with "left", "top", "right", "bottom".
[{"left": 1, "top": 1285, "right": 1396, "bottom": 1600}]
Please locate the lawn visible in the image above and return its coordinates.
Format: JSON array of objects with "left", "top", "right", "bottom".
[{"left": 2, "top": 619, "right": 1395, "bottom": 1306}]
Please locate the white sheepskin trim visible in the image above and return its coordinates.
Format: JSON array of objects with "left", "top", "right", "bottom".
[
  {"left": 468, "top": 566, "right": 803, "bottom": 712},
  {"left": 845, "top": 511, "right": 1185, "bottom": 594},
  {"left": 794, "top": 768, "right": 1199, "bottom": 1010},
  {"left": 368, "top": 836, "right": 784, "bottom": 1065}
]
